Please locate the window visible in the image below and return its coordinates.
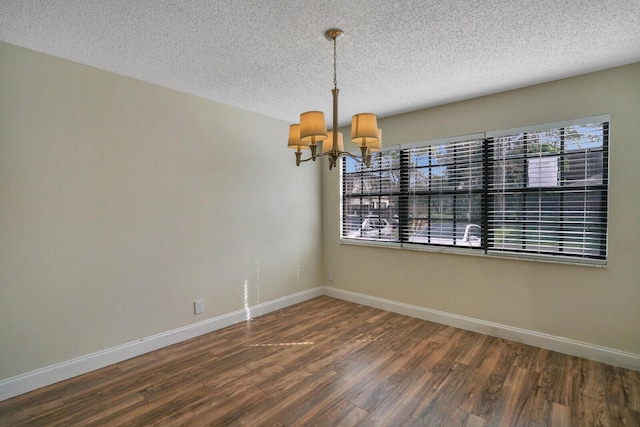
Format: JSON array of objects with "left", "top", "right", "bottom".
[
  {"left": 341, "top": 116, "right": 609, "bottom": 265},
  {"left": 342, "top": 151, "right": 401, "bottom": 242},
  {"left": 401, "top": 137, "right": 485, "bottom": 248},
  {"left": 486, "top": 120, "right": 608, "bottom": 261}
]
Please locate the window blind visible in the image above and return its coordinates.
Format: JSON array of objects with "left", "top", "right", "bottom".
[
  {"left": 342, "top": 151, "right": 401, "bottom": 242},
  {"left": 401, "top": 138, "right": 485, "bottom": 248},
  {"left": 486, "top": 121, "right": 608, "bottom": 261}
]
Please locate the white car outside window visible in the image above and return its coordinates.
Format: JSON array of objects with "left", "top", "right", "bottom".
[{"left": 408, "top": 223, "right": 481, "bottom": 247}]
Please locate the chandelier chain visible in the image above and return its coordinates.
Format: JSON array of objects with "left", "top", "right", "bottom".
[{"left": 333, "top": 38, "right": 337, "bottom": 89}]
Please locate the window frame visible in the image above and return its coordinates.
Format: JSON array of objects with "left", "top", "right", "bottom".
[{"left": 340, "top": 115, "right": 610, "bottom": 266}]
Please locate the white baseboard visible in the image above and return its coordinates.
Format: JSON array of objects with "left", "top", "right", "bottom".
[
  {"left": 0, "top": 287, "right": 323, "bottom": 401},
  {"left": 323, "top": 286, "right": 640, "bottom": 372}
]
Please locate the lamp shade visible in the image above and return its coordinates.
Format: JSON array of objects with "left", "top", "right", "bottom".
[
  {"left": 287, "top": 124, "right": 311, "bottom": 150},
  {"left": 322, "top": 131, "right": 344, "bottom": 154},
  {"left": 368, "top": 129, "right": 382, "bottom": 153},
  {"left": 351, "top": 113, "right": 379, "bottom": 145},
  {"left": 300, "top": 111, "right": 328, "bottom": 144}
]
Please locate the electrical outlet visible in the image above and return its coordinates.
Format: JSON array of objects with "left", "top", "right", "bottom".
[
  {"left": 328, "top": 270, "right": 334, "bottom": 282},
  {"left": 194, "top": 299, "right": 204, "bottom": 315}
]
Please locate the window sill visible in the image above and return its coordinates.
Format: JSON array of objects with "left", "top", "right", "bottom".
[{"left": 339, "top": 238, "right": 607, "bottom": 267}]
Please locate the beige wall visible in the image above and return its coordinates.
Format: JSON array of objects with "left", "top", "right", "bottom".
[
  {"left": 322, "top": 63, "right": 640, "bottom": 355},
  {"left": 0, "top": 41, "right": 322, "bottom": 380}
]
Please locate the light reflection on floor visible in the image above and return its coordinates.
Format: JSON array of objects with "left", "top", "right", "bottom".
[
  {"left": 248, "top": 342, "right": 315, "bottom": 347},
  {"left": 247, "top": 337, "right": 384, "bottom": 347}
]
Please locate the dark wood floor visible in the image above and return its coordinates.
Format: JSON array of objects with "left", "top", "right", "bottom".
[{"left": 1, "top": 296, "right": 639, "bottom": 426}]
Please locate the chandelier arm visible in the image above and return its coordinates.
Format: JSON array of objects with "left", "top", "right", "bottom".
[
  {"left": 295, "top": 155, "right": 320, "bottom": 164},
  {"left": 295, "top": 150, "right": 352, "bottom": 161},
  {"left": 354, "top": 148, "right": 372, "bottom": 167},
  {"left": 295, "top": 149, "right": 372, "bottom": 168}
]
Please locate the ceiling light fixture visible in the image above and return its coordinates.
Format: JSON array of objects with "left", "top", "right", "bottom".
[{"left": 287, "top": 29, "right": 381, "bottom": 170}]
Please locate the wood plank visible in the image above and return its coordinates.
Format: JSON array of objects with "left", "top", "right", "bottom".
[
  {"left": 421, "top": 408, "right": 487, "bottom": 427},
  {"left": 536, "top": 348, "right": 573, "bottom": 405},
  {"left": 106, "top": 381, "right": 215, "bottom": 426},
  {"left": 457, "top": 337, "right": 511, "bottom": 414},
  {"left": 550, "top": 401, "right": 572, "bottom": 426},
  {"left": 468, "top": 339, "right": 519, "bottom": 419},
  {"left": 280, "top": 348, "right": 398, "bottom": 426},
  {"left": 346, "top": 336, "right": 434, "bottom": 412},
  {"left": 409, "top": 363, "right": 474, "bottom": 425},
  {"left": 311, "top": 400, "right": 369, "bottom": 427},
  {"left": 571, "top": 358, "right": 614, "bottom": 425},
  {"left": 225, "top": 367, "right": 340, "bottom": 426},
  {"left": 358, "top": 367, "right": 435, "bottom": 426},
  {"left": 483, "top": 365, "right": 538, "bottom": 425},
  {"left": 0, "top": 397, "right": 65, "bottom": 426}
]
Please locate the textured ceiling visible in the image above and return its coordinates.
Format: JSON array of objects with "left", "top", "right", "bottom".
[{"left": 1, "top": 1, "right": 639, "bottom": 127}]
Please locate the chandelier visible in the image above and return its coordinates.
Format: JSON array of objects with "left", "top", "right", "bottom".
[{"left": 287, "top": 29, "right": 381, "bottom": 170}]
